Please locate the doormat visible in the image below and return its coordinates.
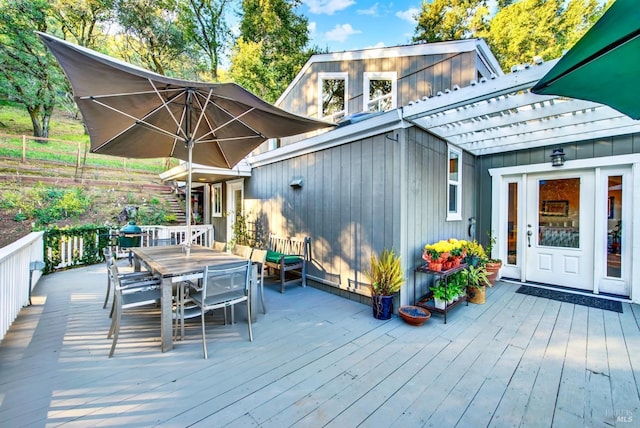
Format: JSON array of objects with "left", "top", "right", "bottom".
[{"left": 516, "top": 285, "right": 623, "bottom": 313}]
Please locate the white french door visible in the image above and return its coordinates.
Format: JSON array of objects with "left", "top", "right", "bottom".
[
  {"left": 597, "top": 168, "right": 631, "bottom": 296},
  {"left": 493, "top": 157, "right": 637, "bottom": 300},
  {"left": 525, "top": 171, "right": 595, "bottom": 290},
  {"left": 226, "top": 179, "right": 244, "bottom": 242}
]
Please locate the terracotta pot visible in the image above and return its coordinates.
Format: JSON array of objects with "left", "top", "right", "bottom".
[
  {"left": 467, "top": 286, "right": 486, "bottom": 304},
  {"left": 428, "top": 262, "right": 443, "bottom": 271},
  {"left": 485, "top": 260, "right": 502, "bottom": 286}
]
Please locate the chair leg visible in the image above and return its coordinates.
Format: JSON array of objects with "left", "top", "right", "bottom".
[
  {"left": 280, "top": 263, "right": 286, "bottom": 293},
  {"left": 201, "top": 312, "right": 208, "bottom": 359},
  {"left": 103, "top": 276, "right": 111, "bottom": 309},
  {"left": 247, "top": 300, "right": 253, "bottom": 342},
  {"left": 108, "top": 303, "right": 121, "bottom": 358},
  {"left": 260, "top": 272, "right": 266, "bottom": 314}
]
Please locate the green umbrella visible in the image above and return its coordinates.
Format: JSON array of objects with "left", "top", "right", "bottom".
[{"left": 532, "top": 0, "right": 640, "bottom": 119}]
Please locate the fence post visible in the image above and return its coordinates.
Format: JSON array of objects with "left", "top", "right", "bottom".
[{"left": 22, "top": 135, "right": 27, "bottom": 162}]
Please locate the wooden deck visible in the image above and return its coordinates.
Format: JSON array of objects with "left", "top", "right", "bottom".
[{"left": 1, "top": 262, "right": 639, "bottom": 427}]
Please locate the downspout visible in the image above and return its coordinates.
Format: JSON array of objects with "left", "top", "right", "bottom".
[{"left": 398, "top": 107, "right": 409, "bottom": 307}]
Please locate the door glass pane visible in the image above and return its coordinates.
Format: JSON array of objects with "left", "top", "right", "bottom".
[
  {"left": 507, "top": 182, "right": 518, "bottom": 265},
  {"left": 607, "top": 176, "right": 622, "bottom": 278},
  {"left": 538, "top": 178, "right": 580, "bottom": 248}
]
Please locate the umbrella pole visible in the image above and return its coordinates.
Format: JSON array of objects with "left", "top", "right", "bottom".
[{"left": 185, "top": 138, "right": 193, "bottom": 256}]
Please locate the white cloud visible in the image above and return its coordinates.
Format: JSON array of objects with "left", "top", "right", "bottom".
[
  {"left": 364, "top": 41, "right": 386, "bottom": 49},
  {"left": 325, "top": 24, "right": 361, "bottom": 42},
  {"left": 357, "top": 3, "right": 379, "bottom": 15},
  {"left": 308, "top": 21, "right": 317, "bottom": 36},
  {"left": 305, "top": 0, "right": 355, "bottom": 15},
  {"left": 396, "top": 7, "right": 419, "bottom": 24}
]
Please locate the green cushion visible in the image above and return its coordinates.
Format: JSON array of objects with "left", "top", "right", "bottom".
[{"left": 266, "top": 250, "right": 302, "bottom": 265}]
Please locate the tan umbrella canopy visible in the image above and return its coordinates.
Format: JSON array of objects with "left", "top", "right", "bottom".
[{"left": 38, "top": 32, "right": 333, "bottom": 252}]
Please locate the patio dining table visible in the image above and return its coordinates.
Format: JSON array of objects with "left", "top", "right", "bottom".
[{"left": 131, "top": 245, "right": 256, "bottom": 352}]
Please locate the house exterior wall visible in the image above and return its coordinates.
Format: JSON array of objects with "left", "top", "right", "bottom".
[
  {"left": 475, "top": 133, "right": 640, "bottom": 250},
  {"left": 405, "top": 127, "right": 477, "bottom": 304},
  {"left": 278, "top": 51, "right": 479, "bottom": 120},
  {"left": 244, "top": 125, "right": 477, "bottom": 307}
]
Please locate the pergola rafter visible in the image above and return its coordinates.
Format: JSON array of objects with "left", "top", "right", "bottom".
[{"left": 403, "top": 60, "right": 640, "bottom": 155}]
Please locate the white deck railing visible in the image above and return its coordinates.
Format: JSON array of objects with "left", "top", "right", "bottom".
[
  {"left": 0, "top": 232, "right": 45, "bottom": 343},
  {"left": 1, "top": 225, "right": 214, "bottom": 342},
  {"left": 52, "top": 225, "right": 214, "bottom": 269}
]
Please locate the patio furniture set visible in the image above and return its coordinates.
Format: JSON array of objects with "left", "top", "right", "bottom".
[{"left": 103, "top": 236, "right": 309, "bottom": 358}]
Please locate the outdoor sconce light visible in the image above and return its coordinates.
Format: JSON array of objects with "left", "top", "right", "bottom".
[
  {"left": 550, "top": 148, "right": 565, "bottom": 167},
  {"left": 289, "top": 178, "right": 303, "bottom": 189}
]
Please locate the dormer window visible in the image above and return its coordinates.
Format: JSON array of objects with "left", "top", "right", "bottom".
[
  {"left": 319, "top": 72, "right": 348, "bottom": 122},
  {"left": 364, "top": 72, "right": 397, "bottom": 113}
]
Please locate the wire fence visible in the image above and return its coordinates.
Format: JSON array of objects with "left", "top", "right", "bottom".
[{"left": 0, "top": 133, "right": 176, "bottom": 180}]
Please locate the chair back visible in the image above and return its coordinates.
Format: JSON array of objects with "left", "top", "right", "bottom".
[
  {"left": 152, "top": 238, "right": 175, "bottom": 246},
  {"left": 103, "top": 247, "right": 114, "bottom": 265},
  {"left": 231, "top": 244, "right": 253, "bottom": 259},
  {"left": 250, "top": 249, "right": 267, "bottom": 267},
  {"left": 202, "top": 261, "right": 251, "bottom": 302},
  {"left": 212, "top": 241, "right": 226, "bottom": 252}
]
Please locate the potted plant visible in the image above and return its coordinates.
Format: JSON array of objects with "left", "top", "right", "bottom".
[
  {"left": 484, "top": 233, "right": 502, "bottom": 286},
  {"left": 430, "top": 282, "right": 448, "bottom": 309},
  {"left": 462, "top": 240, "right": 486, "bottom": 267},
  {"left": 464, "top": 265, "right": 490, "bottom": 304},
  {"left": 430, "top": 279, "right": 459, "bottom": 309},
  {"left": 365, "top": 248, "right": 405, "bottom": 320},
  {"left": 447, "top": 271, "right": 466, "bottom": 301}
]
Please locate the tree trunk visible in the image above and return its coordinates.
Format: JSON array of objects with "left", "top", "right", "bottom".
[{"left": 26, "top": 105, "right": 51, "bottom": 140}]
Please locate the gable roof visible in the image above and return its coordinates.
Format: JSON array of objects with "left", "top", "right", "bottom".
[
  {"left": 253, "top": 58, "right": 640, "bottom": 167},
  {"left": 276, "top": 39, "right": 504, "bottom": 106}
]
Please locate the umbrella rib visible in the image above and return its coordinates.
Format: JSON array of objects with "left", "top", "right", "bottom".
[
  {"left": 78, "top": 87, "right": 183, "bottom": 99},
  {"left": 191, "top": 89, "right": 214, "bottom": 138},
  {"left": 195, "top": 135, "right": 264, "bottom": 144},
  {"left": 193, "top": 107, "right": 265, "bottom": 144},
  {"left": 149, "top": 79, "right": 187, "bottom": 141},
  {"left": 89, "top": 98, "right": 188, "bottom": 151}
]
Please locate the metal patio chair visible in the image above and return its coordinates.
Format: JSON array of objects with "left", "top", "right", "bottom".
[{"left": 188, "top": 261, "right": 253, "bottom": 359}]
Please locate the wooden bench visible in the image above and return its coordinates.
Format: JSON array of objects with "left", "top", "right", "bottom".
[{"left": 265, "top": 234, "right": 310, "bottom": 293}]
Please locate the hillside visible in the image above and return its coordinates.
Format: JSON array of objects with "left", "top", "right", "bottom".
[{"left": 0, "top": 104, "right": 185, "bottom": 249}]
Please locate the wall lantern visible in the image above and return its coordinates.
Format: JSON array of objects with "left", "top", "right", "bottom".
[{"left": 550, "top": 148, "right": 565, "bottom": 167}]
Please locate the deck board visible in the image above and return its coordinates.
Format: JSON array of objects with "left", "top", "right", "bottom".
[{"left": 0, "top": 264, "right": 639, "bottom": 427}]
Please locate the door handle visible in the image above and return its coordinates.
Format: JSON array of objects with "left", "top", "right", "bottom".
[{"left": 527, "top": 230, "right": 532, "bottom": 247}]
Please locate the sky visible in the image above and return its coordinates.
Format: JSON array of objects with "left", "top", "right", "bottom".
[{"left": 300, "top": 0, "right": 422, "bottom": 52}]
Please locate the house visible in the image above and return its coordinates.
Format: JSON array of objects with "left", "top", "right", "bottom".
[
  {"left": 230, "top": 40, "right": 502, "bottom": 306},
  {"left": 165, "top": 41, "right": 640, "bottom": 308}
]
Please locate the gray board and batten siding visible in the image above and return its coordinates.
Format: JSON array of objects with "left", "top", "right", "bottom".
[
  {"left": 245, "top": 125, "right": 476, "bottom": 307},
  {"left": 277, "top": 51, "right": 483, "bottom": 132},
  {"left": 474, "top": 132, "right": 640, "bottom": 253}
]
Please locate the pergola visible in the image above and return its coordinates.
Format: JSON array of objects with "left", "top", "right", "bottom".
[{"left": 403, "top": 60, "right": 640, "bottom": 155}]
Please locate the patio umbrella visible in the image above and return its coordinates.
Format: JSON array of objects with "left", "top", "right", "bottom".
[
  {"left": 38, "top": 32, "right": 333, "bottom": 253},
  {"left": 531, "top": 0, "right": 640, "bottom": 119}
]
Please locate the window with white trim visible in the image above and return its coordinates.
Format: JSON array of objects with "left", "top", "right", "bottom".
[
  {"left": 319, "top": 72, "right": 347, "bottom": 122},
  {"left": 363, "top": 72, "right": 397, "bottom": 113},
  {"left": 447, "top": 145, "right": 462, "bottom": 221},
  {"left": 212, "top": 182, "right": 222, "bottom": 217}
]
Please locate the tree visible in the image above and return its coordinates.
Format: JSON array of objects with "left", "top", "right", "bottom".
[
  {"left": 413, "top": 0, "right": 490, "bottom": 43},
  {"left": 114, "top": 0, "right": 190, "bottom": 76},
  {"left": 413, "top": 0, "right": 606, "bottom": 72},
  {"left": 230, "top": 0, "right": 311, "bottom": 102},
  {"left": 0, "top": 0, "right": 64, "bottom": 138},
  {"left": 49, "top": 0, "right": 115, "bottom": 48},
  {"left": 482, "top": 0, "right": 604, "bottom": 70},
  {"left": 178, "top": 0, "right": 232, "bottom": 81}
]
